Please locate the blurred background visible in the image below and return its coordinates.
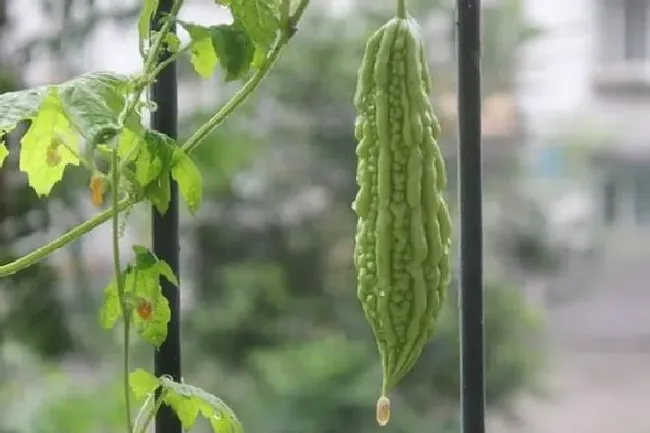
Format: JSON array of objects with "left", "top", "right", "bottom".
[{"left": 1, "top": 0, "right": 649, "bottom": 432}]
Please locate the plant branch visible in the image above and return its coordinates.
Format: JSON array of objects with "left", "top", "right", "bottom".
[
  {"left": 133, "top": 394, "right": 154, "bottom": 431},
  {"left": 0, "top": 0, "right": 312, "bottom": 278},
  {"left": 0, "top": 195, "right": 137, "bottom": 277},
  {"left": 118, "top": 0, "right": 184, "bottom": 128},
  {"left": 111, "top": 149, "right": 133, "bottom": 433},
  {"left": 149, "top": 44, "right": 191, "bottom": 79},
  {"left": 137, "top": 390, "right": 167, "bottom": 433},
  {"left": 181, "top": 0, "right": 311, "bottom": 154}
]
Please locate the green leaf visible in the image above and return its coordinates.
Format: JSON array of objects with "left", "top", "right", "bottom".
[
  {"left": 130, "top": 251, "right": 172, "bottom": 348},
  {"left": 171, "top": 150, "right": 203, "bottom": 214},
  {"left": 157, "top": 260, "right": 179, "bottom": 286},
  {"left": 146, "top": 171, "right": 172, "bottom": 215},
  {"left": 98, "top": 279, "right": 121, "bottom": 329},
  {"left": 211, "top": 22, "right": 255, "bottom": 81},
  {"left": 129, "top": 266, "right": 159, "bottom": 299},
  {"left": 98, "top": 247, "right": 173, "bottom": 347},
  {"left": 132, "top": 245, "right": 149, "bottom": 255},
  {"left": 118, "top": 127, "right": 143, "bottom": 160},
  {"left": 19, "top": 90, "right": 80, "bottom": 197},
  {"left": 179, "top": 22, "right": 219, "bottom": 78},
  {"left": 163, "top": 391, "right": 200, "bottom": 429},
  {"left": 163, "top": 32, "right": 181, "bottom": 53},
  {"left": 228, "top": 0, "right": 282, "bottom": 53},
  {"left": 58, "top": 72, "right": 138, "bottom": 141},
  {"left": 0, "top": 87, "right": 46, "bottom": 136},
  {"left": 129, "top": 369, "right": 160, "bottom": 399},
  {"left": 179, "top": 20, "right": 255, "bottom": 80},
  {"left": 133, "top": 245, "right": 158, "bottom": 269},
  {"left": 135, "top": 144, "right": 162, "bottom": 186},
  {"left": 159, "top": 378, "right": 243, "bottom": 433},
  {"left": 135, "top": 130, "right": 175, "bottom": 187},
  {"left": 132, "top": 245, "right": 178, "bottom": 285},
  {"left": 138, "top": 0, "right": 160, "bottom": 53},
  {"left": 137, "top": 130, "right": 176, "bottom": 213},
  {"left": 134, "top": 288, "right": 171, "bottom": 348},
  {"left": 0, "top": 142, "right": 8, "bottom": 169},
  {"left": 191, "top": 36, "right": 219, "bottom": 78}
]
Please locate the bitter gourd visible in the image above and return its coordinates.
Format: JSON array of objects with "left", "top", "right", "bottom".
[{"left": 352, "top": 13, "right": 452, "bottom": 426}]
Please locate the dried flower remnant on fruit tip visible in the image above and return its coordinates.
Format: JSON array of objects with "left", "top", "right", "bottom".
[
  {"left": 90, "top": 175, "right": 106, "bottom": 207},
  {"left": 376, "top": 396, "right": 390, "bottom": 426}
]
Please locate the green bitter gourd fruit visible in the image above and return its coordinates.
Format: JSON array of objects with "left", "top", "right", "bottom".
[{"left": 352, "top": 11, "right": 452, "bottom": 426}]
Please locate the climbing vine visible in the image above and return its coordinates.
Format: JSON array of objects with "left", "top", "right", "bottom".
[{"left": 0, "top": 0, "right": 309, "bottom": 432}]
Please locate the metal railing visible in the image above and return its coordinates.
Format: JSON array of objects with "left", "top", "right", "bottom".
[{"left": 150, "top": 1, "right": 485, "bottom": 433}]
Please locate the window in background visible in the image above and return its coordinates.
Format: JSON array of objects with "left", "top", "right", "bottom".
[
  {"left": 633, "top": 169, "right": 650, "bottom": 224},
  {"left": 602, "top": 177, "right": 618, "bottom": 225},
  {"left": 594, "top": 0, "right": 650, "bottom": 89},
  {"left": 623, "top": 0, "right": 648, "bottom": 60}
]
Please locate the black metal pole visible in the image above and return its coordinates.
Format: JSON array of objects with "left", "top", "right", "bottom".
[
  {"left": 456, "top": 1, "right": 485, "bottom": 433},
  {"left": 151, "top": 2, "right": 181, "bottom": 433}
]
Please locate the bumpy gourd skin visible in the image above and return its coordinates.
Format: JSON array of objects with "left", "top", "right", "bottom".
[{"left": 352, "top": 16, "right": 452, "bottom": 420}]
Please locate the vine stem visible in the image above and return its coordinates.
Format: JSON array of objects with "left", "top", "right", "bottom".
[
  {"left": 111, "top": 149, "right": 133, "bottom": 433},
  {"left": 118, "top": 0, "right": 184, "bottom": 129},
  {"left": 0, "top": 0, "right": 310, "bottom": 278},
  {"left": 133, "top": 393, "right": 154, "bottom": 431},
  {"left": 0, "top": 196, "right": 136, "bottom": 277},
  {"left": 181, "top": 0, "right": 310, "bottom": 154},
  {"left": 137, "top": 391, "right": 167, "bottom": 433},
  {"left": 149, "top": 45, "right": 191, "bottom": 79},
  {"left": 397, "top": 0, "right": 407, "bottom": 18}
]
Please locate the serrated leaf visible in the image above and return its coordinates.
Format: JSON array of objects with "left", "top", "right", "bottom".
[
  {"left": 178, "top": 22, "right": 218, "bottom": 78},
  {"left": 129, "top": 369, "right": 160, "bottom": 399},
  {"left": 0, "top": 142, "right": 8, "bottom": 169},
  {"left": 138, "top": 0, "right": 160, "bottom": 53},
  {"left": 229, "top": 0, "right": 282, "bottom": 53},
  {"left": 145, "top": 170, "right": 171, "bottom": 214},
  {"left": 130, "top": 255, "right": 172, "bottom": 348},
  {"left": 136, "top": 144, "right": 163, "bottom": 186},
  {"left": 163, "top": 32, "right": 181, "bottom": 53},
  {"left": 128, "top": 266, "right": 159, "bottom": 299},
  {"left": 171, "top": 150, "right": 203, "bottom": 214},
  {"left": 134, "top": 289, "right": 170, "bottom": 348},
  {"left": 0, "top": 87, "right": 47, "bottom": 136},
  {"left": 192, "top": 37, "right": 219, "bottom": 78},
  {"left": 133, "top": 245, "right": 158, "bottom": 269},
  {"left": 98, "top": 250, "right": 172, "bottom": 347},
  {"left": 132, "top": 245, "right": 149, "bottom": 255},
  {"left": 118, "top": 127, "right": 143, "bottom": 160},
  {"left": 19, "top": 90, "right": 80, "bottom": 197},
  {"left": 211, "top": 22, "right": 255, "bottom": 81},
  {"left": 135, "top": 130, "right": 175, "bottom": 186},
  {"left": 137, "top": 130, "right": 176, "bottom": 213},
  {"left": 159, "top": 378, "right": 243, "bottom": 433},
  {"left": 157, "top": 260, "right": 179, "bottom": 286},
  {"left": 98, "top": 279, "right": 121, "bottom": 329},
  {"left": 58, "top": 72, "right": 138, "bottom": 141},
  {"left": 163, "top": 391, "right": 200, "bottom": 429},
  {"left": 179, "top": 20, "right": 255, "bottom": 80}
]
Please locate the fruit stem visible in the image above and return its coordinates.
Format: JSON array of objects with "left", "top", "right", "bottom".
[{"left": 397, "top": 0, "right": 407, "bottom": 18}]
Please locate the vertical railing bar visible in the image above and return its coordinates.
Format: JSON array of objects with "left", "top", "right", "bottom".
[
  {"left": 456, "top": 1, "right": 486, "bottom": 433},
  {"left": 151, "top": 1, "right": 182, "bottom": 433}
]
